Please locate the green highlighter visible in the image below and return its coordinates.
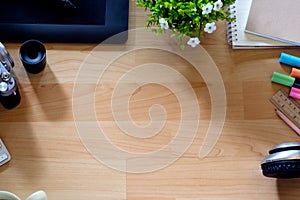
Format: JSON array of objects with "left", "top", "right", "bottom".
[{"left": 272, "top": 72, "right": 295, "bottom": 87}]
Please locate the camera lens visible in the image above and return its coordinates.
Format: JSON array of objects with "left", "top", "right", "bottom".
[{"left": 19, "top": 39, "right": 46, "bottom": 74}]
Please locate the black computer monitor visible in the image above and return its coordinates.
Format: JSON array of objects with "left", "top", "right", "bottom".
[{"left": 0, "top": 0, "right": 129, "bottom": 43}]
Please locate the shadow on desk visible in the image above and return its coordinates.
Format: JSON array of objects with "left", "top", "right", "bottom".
[
  {"left": 277, "top": 178, "right": 300, "bottom": 200},
  {"left": 0, "top": 62, "right": 70, "bottom": 122}
]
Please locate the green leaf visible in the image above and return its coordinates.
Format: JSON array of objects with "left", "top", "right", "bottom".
[{"left": 136, "top": 0, "right": 237, "bottom": 47}]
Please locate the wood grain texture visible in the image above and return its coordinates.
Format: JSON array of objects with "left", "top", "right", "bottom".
[{"left": 0, "top": 1, "right": 300, "bottom": 199}]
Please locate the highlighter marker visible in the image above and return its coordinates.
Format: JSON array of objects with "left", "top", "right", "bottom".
[
  {"left": 272, "top": 72, "right": 295, "bottom": 87},
  {"left": 279, "top": 52, "right": 300, "bottom": 68},
  {"left": 293, "top": 79, "right": 300, "bottom": 88},
  {"left": 290, "top": 68, "right": 300, "bottom": 79},
  {"left": 289, "top": 87, "right": 300, "bottom": 100}
]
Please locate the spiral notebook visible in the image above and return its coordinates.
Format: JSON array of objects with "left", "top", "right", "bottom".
[
  {"left": 245, "top": 0, "right": 300, "bottom": 47},
  {"left": 226, "top": 0, "right": 294, "bottom": 49}
]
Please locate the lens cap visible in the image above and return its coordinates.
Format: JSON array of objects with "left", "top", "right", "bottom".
[{"left": 19, "top": 39, "right": 46, "bottom": 74}]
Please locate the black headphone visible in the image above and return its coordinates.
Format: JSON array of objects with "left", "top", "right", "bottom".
[{"left": 261, "top": 142, "right": 300, "bottom": 178}]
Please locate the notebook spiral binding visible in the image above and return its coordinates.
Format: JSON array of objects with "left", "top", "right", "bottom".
[{"left": 226, "top": 3, "right": 238, "bottom": 45}]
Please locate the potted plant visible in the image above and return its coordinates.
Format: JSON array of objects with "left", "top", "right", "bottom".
[{"left": 136, "top": 0, "right": 236, "bottom": 48}]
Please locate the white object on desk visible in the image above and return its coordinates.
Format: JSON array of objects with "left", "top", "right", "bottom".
[
  {"left": 0, "top": 139, "right": 11, "bottom": 166},
  {"left": 245, "top": 0, "right": 300, "bottom": 46},
  {"left": 0, "top": 190, "right": 47, "bottom": 200},
  {"left": 226, "top": 0, "right": 293, "bottom": 49}
]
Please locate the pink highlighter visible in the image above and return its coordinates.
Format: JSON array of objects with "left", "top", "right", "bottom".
[{"left": 290, "top": 87, "right": 300, "bottom": 100}]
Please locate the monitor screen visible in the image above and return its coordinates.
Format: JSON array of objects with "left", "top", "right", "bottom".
[
  {"left": 1, "top": 0, "right": 106, "bottom": 25},
  {"left": 0, "top": 0, "right": 128, "bottom": 43}
]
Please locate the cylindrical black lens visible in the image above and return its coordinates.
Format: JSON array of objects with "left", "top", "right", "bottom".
[{"left": 19, "top": 39, "right": 46, "bottom": 74}]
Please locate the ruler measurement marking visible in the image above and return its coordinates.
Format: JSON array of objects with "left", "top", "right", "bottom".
[{"left": 270, "top": 89, "right": 300, "bottom": 128}]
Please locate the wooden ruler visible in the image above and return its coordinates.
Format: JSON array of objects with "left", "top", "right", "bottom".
[{"left": 270, "top": 89, "right": 300, "bottom": 129}]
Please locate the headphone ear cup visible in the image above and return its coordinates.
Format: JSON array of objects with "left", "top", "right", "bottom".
[{"left": 261, "top": 160, "right": 300, "bottom": 178}]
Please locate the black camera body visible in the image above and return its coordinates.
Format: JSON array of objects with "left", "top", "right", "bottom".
[{"left": 0, "top": 43, "right": 21, "bottom": 109}]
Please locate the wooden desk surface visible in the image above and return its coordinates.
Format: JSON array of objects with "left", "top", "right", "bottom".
[{"left": 1, "top": 2, "right": 300, "bottom": 200}]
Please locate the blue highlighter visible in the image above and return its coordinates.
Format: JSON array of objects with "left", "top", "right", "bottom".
[{"left": 279, "top": 52, "right": 300, "bottom": 68}]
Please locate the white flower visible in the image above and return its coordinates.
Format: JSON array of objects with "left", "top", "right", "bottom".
[
  {"left": 187, "top": 37, "right": 200, "bottom": 47},
  {"left": 159, "top": 18, "right": 169, "bottom": 30},
  {"left": 189, "top": 21, "right": 194, "bottom": 28},
  {"left": 204, "top": 22, "right": 217, "bottom": 33},
  {"left": 202, "top": 3, "right": 213, "bottom": 15},
  {"left": 213, "top": 0, "right": 223, "bottom": 11}
]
